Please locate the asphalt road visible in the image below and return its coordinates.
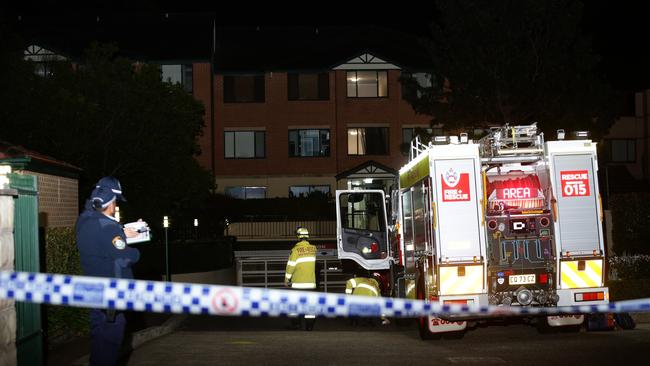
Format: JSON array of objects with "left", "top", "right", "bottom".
[{"left": 121, "top": 316, "right": 650, "bottom": 365}]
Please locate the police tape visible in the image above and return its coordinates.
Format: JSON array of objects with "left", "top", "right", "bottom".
[{"left": 1, "top": 271, "right": 650, "bottom": 318}]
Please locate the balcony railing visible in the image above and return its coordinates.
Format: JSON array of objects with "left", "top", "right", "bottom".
[{"left": 226, "top": 220, "right": 336, "bottom": 241}]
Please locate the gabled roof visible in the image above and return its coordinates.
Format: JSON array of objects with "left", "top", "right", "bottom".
[
  {"left": 214, "top": 25, "right": 432, "bottom": 73},
  {"left": 332, "top": 52, "right": 401, "bottom": 70},
  {"left": 336, "top": 160, "right": 397, "bottom": 180}
]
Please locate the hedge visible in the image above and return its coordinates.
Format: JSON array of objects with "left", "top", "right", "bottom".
[
  {"left": 44, "top": 227, "right": 89, "bottom": 343},
  {"left": 608, "top": 255, "right": 650, "bottom": 280},
  {"left": 610, "top": 192, "right": 650, "bottom": 255}
]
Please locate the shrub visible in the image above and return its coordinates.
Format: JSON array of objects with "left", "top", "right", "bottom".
[
  {"left": 608, "top": 255, "right": 650, "bottom": 280},
  {"left": 610, "top": 192, "right": 650, "bottom": 255},
  {"left": 44, "top": 227, "right": 89, "bottom": 342}
]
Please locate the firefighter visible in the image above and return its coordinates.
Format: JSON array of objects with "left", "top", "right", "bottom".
[
  {"left": 284, "top": 227, "right": 317, "bottom": 330},
  {"left": 346, "top": 272, "right": 390, "bottom": 325}
]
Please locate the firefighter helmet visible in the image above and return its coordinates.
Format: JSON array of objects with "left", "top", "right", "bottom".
[{"left": 296, "top": 227, "right": 309, "bottom": 239}]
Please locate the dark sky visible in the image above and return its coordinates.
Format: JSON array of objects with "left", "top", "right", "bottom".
[{"left": 4, "top": 1, "right": 648, "bottom": 90}]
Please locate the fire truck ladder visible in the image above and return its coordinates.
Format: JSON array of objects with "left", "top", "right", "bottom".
[
  {"left": 409, "top": 135, "right": 432, "bottom": 161},
  {"left": 479, "top": 123, "right": 545, "bottom": 164}
]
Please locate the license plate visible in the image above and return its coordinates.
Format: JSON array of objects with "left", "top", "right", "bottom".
[{"left": 509, "top": 274, "right": 536, "bottom": 285}]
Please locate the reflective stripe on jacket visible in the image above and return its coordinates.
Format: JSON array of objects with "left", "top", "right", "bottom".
[
  {"left": 285, "top": 240, "right": 317, "bottom": 289},
  {"left": 345, "top": 277, "right": 380, "bottom": 297}
]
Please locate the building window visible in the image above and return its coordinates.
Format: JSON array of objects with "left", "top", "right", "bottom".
[
  {"left": 223, "top": 75, "right": 265, "bottom": 102},
  {"left": 347, "top": 71, "right": 388, "bottom": 98},
  {"left": 608, "top": 139, "right": 636, "bottom": 162},
  {"left": 288, "top": 129, "right": 330, "bottom": 157},
  {"left": 401, "top": 72, "right": 432, "bottom": 99},
  {"left": 348, "top": 127, "right": 389, "bottom": 155},
  {"left": 224, "top": 131, "right": 265, "bottom": 158},
  {"left": 289, "top": 185, "right": 331, "bottom": 198},
  {"left": 225, "top": 186, "right": 266, "bottom": 199},
  {"left": 288, "top": 72, "right": 329, "bottom": 100},
  {"left": 161, "top": 64, "right": 193, "bottom": 93},
  {"left": 33, "top": 62, "right": 54, "bottom": 78}
]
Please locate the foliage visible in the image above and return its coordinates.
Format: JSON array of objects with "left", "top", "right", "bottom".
[
  {"left": 402, "top": 0, "right": 620, "bottom": 138},
  {"left": 43, "top": 228, "right": 89, "bottom": 341},
  {"left": 607, "top": 279, "right": 650, "bottom": 301},
  {"left": 609, "top": 255, "right": 650, "bottom": 280},
  {"left": 0, "top": 39, "right": 213, "bottom": 223},
  {"left": 609, "top": 193, "right": 650, "bottom": 255}
]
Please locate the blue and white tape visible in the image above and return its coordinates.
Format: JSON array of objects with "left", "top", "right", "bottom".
[{"left": 1, "top": 271, "right": 649, "bottom": 318}]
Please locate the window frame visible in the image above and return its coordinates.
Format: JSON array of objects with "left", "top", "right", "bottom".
[
  {"left": 401, "top": 72, "right": 432, "bottom": 100},
  {"left": 347, "top": 127, "right": 389, "bottom": 156},
  {"left": 224, "top": 186, "right": 267, "bottom": 199},
  {"left": 288, "top": 129, "right": 331, "bottom": 158},
  {"left": 223, "top": 74, "right": 265, "bottom": 103},
  {"left": 287, "top": 72, "right": 329, "bottom": 101},
  {"left": 607, "top": 139, "right": 636, "bottom": 163},
  {"left": 346, "top": 70, "right": 389, "bottom": 98},
  {"left": 288, "top": 185, "right": 331, "bottom": 198},
  {"left": 161, "top": 64, "right": 193, "bottom": 94},
  {"left": 224, "top": 130, "right": 266, "bottom": 159}
]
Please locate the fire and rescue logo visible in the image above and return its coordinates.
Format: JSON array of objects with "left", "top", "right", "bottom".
[
  {"left": 560, "top": 170, "right": 590, "bottom": 197},
  {"left": 441, "top": 168, "right": 470, "bottom": 202}
]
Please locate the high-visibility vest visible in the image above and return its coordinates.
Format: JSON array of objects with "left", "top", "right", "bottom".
[
  {"left": 285, "top": 240, "right": 317, "bottom": 289},
  {"left": 345, "top": 277, "right": 380, "bottom": 297}
]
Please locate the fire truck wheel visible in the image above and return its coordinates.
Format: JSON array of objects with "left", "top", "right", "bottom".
[{"left": 417, "top": 284, "right": 441, "bottom": 340}]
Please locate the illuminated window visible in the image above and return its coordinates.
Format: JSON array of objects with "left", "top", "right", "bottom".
[
  {"left": 161, "top": 64, "right": 193, "bottom": 93},
  {"left": 288, "top": 129, "right": 330, "bottom": 157},
  {"left": 347, "top": 71, "right": 388, "bottom": 97},
  {"left": 348, "top": 127, "right": 389, "bottom": 155}
]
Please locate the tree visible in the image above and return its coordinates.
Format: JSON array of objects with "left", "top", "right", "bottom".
[
  {"left": 402, "top": 0, "right": 620, "bottom": 138},
  {"left": 0, "top": 40, "right": 212, "bottom": 223}
]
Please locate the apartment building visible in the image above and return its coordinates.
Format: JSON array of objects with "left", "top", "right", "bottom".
[
  {"left": 185, "top": 26, "right": 433, "bottom": 198},
  {"left": 601, "top": 90, "right": 650, "bottom": 196}
]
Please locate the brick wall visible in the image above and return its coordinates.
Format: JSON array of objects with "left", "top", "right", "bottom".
[{"left": 27, "top": 172, "right": 78, "bottom": 228}]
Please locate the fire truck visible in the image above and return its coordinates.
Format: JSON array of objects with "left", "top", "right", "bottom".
[{"left": 335, "top": 123, "right": 609, "bottom": 338}]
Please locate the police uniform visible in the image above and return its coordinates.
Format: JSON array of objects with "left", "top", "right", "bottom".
[{"left": 76, "top": 186, "right": 139, "bottom": 366}]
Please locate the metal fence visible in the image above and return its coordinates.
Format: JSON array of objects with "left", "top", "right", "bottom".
[{"left": 235, "top": 251, "right": 348, "bottom": 293}]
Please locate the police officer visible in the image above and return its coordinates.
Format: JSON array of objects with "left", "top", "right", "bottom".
[
  {"left": 284, "top": 227, "right": 317, "bottom": 330},
  {"left": 76, "top": 186, "right": 140, "bottom": 366},
  {"left": 77, "top": 176, "right": 128, "bottom": 224}
]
